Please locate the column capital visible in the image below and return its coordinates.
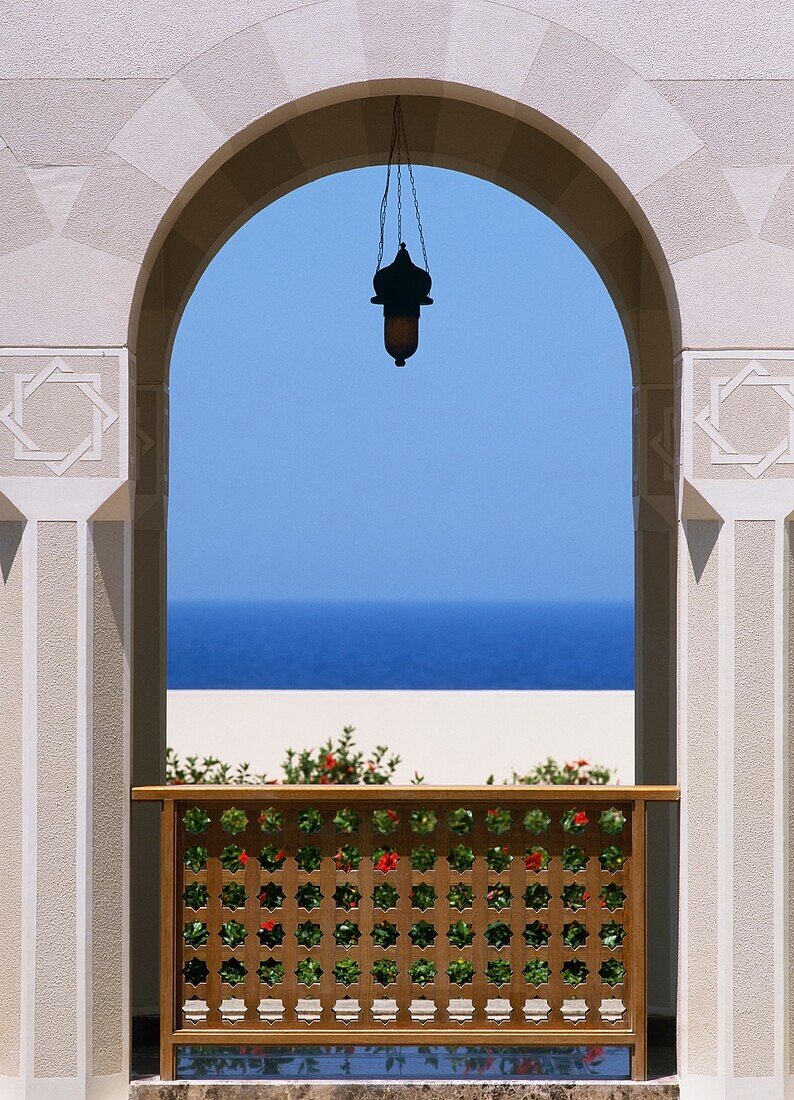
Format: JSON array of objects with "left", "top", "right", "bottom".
[
  {"left": 0, "top": 347, "right": 134, "bottom": 521},
  {"left": 679, "top": 349, "right": 794, "bottom": 520}
]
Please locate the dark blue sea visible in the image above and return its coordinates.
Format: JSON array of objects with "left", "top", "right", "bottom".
[{"left": 168, "top": 601, "right": 633, "bottom": 690}]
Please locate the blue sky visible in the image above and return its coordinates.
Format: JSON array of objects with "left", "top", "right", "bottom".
[{"left": 168, "top": 166, "right": 632, "bottom": 604}]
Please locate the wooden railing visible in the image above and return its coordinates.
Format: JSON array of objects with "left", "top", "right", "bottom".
[{"left": 133, "top": 785, "right": 679, "bottom": 1081}]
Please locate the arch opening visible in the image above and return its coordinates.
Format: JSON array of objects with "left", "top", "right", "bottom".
[{"left": 130, "top": 90, "right": 678, "bottom": 1060}]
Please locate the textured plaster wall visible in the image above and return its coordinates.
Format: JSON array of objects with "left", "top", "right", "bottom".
[
  {"left": 91, "top": 522, "right": 126, "bottom": 1078},
  {"left": 34, "top": 521, "right": 78, "bottom": 1078},
  {"left": 0, "top": 523, "right": 24, "bottom": 1079},
  {"left": 733, "top": 521, "right": 776, "bottom": 1077},
  {"left": 682, "top": 519, "right": 720, "bottom": 1076}
]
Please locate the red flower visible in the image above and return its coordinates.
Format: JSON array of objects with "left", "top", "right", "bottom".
[
  {"left": 573, "top": 811, "right": 589, "bottom": 827},
  {"left": 583, "top": 892, "right": 590, "bottom": 902},
  {"left": 325, "top": 754, "right": 336, "bottom": 770},
  {"left": 525, "top": 851, "right": 543, "bottom": 873},
  {"left": 275, "top": 850, "right": 286, "bottom": 863},
  {"left": 502, "top": 846, "right": 509, "bottom": 855},
  {"left": 239, "top": 850, "right": 249, "bottom": 865},
  {"left": 169, "top": 777, "right": 187, "bottom": 785},
  {"left": 375, "top": 851, "right": 399, "bottom": 873},
  {"left": 319, "top": 776, "right": 330, "bottom": 784},
  {"left": 386, "top": 809, "right": 399, "bottom": 822},
  {"left": 347, "top": 765, "right": 354, "bottom": 774},
  {"left": 487, "top": 809, "right": 496, "bottom": 816},
  {"left": 260, "top": 920, "right": 275, "bottom": 932},
  {"left": 576, "top": 759, "right": 589, "bottom": 768}
]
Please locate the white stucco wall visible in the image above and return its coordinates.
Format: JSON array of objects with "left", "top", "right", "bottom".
[{"left": 166, "top": 689, "right": 635, "bottom": 785}]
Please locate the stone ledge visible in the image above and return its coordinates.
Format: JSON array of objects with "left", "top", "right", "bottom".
[{"left": 130, "top": 1079, "right": 679, "bottom": 1100}]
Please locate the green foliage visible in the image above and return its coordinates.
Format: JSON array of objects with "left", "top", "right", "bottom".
[
  {"left": 485, "top": 959, "right": 511, "bottom": 985},
  {"left": 600, "top": 959, "right": 626, "bottom": 986},
  {"left": 183, "top": 959, "right": 208, "bottom": 985},
  {"left": 184, "top": 845, "right": 208, "bottom": 872},
  {"left": 523, "top": 808, "right": 551, "bottom": 834},
  {"left": 562, "top": 884, "right": 587, "bottom": 910},
  {"left": 220, "top": 844, "right": 246, "bottom": 872},
  {"left": 220, "top": 920, "right": 247, "bottom": 947},
  {"left": 447, "top": 959, "right": 474, "bottom": 985},
  {"left": 507, "top": 756, "right": 614, "bottom": 786},
  {"left": 296, "top": 845, "right": 322, "bottom": 871},
  {"left": 260, "top": 883, "right": 286, "bottom": 909},
  {"left": 485, "top": 808, "right": 511, "bottom": 835},
  {"left": 283, "top": 727, "right": 401, "bottom": 785},
  {"left": 524, "top": 959, "right": 550, "bottom": 985},
  {"left": 600, "top": 845, "right": 625, "bottom": 872},
  {"left": 562, "top": 845, "right": 587, "bottom": 872},
  {"left": 600, "top": 921, "right": 626, "bottom": 948},
  {"left": 409, "top": 920, "right": 436, "bottom": 947},
  {"left": 220, "top": 959, "right": 247, "bottom": 985},
  {"left": 410, "top": 809, "right": 437, "bottom": 834},
  {"left": 447, "top": 884, "right": 473, "bottom": 910},
  {"left": 599, "top": 807, "right": 626, "bottom": 834},
  {"left": 258, "top": 959, "right": 284, "bottom": 984},
  {"left": 411, "top": 845, "right": 436, "bottom": 872},
  {"left": 411, "top": 884, "right": 437, "bottom": 910},
  {"left": 334, "top": 884, "right": 360, "bottom": 910},
  {"left": 485, "top": 920, "right": 511, "bottom": 948},
  {"left": 333, "top": 808, "right": 360, "bottom": 833},
  {"left": 486, "top": 845, "right": 511, "bottom": 872},
  {"left": 447, "top": 920, "right": 473, "bottom": 948},
  {"left": 295, "top": 921, "right": 322, "bottom": 948},
  {"left": 561, "top": 807, "right": 589, "bottom": 833},
  {"left": 182, "top": 806, "right": 210, "bottom": 834},
  {"left": 297, "top": 808, "right": 322, "bottom": 833},
  {"left": 600, "top": 884, "right": 626, "bottom": 910},
  {"left": 258, "top": 807, "right": 283, "bottom": 832},
  {"left": 524, "top": 883, "right": 551, "bottom": 909},
  {"left": 333, "top": 844, "right": 361, "bottom": 872},
  {"left": 486, "top": 884, "right": 512, "bottom": 911},
  {"left": 408, "top": 959, "right": 436, "bottom": 985},
  {"left": 373, "top": 883, "right": 399, "bottom": 909},
  {"left": 221, "top": 883, "right": 247, "bottom": 909},
  {"left": 295, "top": 883, "right": 321, "bottom": 910},
  {"left": 448, "top": 844, "right": 475, "bottom": 872},
  {"left": 183, "top": 883, "right": 209, "bottom": 910},
  {"left": 372, "top": 920, "right": 398, "bottom": 948},
  {"left": 562, "top": 960, "right": 588, "bottom": 986},
  {"left": 220, "top": 806, "right": 248, "bottom": 834},
  {"left": 563, "top": 922, "right": 588, "bottom": 948},
  {"left": 334, "top": 920, "right": 361, "bottom": 947},
  {"left": 333, "top": 959, "right": 361, "bottom": 985},
  {"left": 296, "top": 959, "right": 323, "bottom": 985},
  {"left": 372, "top": 959, "right": 398, "bottom": 985},
  {"left": 448, "top": 808, "right": 473, "bottom": 834},
  {"left": 260, "top": 843, "right": 286, "bottom": 871},
  {"left": 523, "top": 920, "right": 549, "bottom": 948},
  {"left": 372, "top": 808, "right": 399, "bottom": 835},
  {"left": 183, "top": 921, "right": 209, "bottom": 947}
]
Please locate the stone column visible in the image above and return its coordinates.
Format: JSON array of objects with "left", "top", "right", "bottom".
[
  {"left": 678, "top": 351, "right": 794, "bottom": 1100},
  {"left": 0, "top": 348, "right": 133, "bottom": 1100}
]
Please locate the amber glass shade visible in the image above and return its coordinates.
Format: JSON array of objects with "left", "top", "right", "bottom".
[{"left": 384, "top": 314, "right": 419, "bottom": 366}]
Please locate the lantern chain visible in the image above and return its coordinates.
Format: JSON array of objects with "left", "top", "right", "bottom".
[{"left": 376, "top": 96, "right": 429, "bottom": 274}]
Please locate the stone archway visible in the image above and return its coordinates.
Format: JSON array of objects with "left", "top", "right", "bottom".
[
  {"left": 129, "top": 89, "right": 679, "bottom": 1038},
  {"left": 2, "top": 7, "right": 794, "bottom": 1098}
]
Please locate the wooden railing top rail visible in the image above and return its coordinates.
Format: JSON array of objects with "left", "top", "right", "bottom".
[{"left": 133, "top": 784, "right": 680, "bottom": 802}]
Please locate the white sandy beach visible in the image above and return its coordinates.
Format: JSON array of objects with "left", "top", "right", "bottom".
[{"left": 167, "top": 690, "right": 635, "bottom": 784}]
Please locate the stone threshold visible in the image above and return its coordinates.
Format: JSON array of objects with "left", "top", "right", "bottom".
[{"left": 131, "top": 1078, "right": 679, "bottom": 1099}]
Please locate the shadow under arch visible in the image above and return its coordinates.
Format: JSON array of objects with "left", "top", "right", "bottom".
[{"left": 130, "top": 90, "right": 678, "bottom": 1046}]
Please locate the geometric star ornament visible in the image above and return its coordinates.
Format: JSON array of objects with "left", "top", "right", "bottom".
[
  {"left": 0, "top": 357, "right": 118, "bottom": 476},
  {"left": 694, "top": 359, "right": 794, "bottom": 479}
]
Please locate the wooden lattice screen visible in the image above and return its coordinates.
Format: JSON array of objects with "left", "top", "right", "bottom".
[{"left": 133, "top": 785, "right": 679, "bottom": 1080}]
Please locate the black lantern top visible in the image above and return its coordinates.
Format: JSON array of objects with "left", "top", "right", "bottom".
[{"left": 371, "top": 242, "right": 433, "bottom": 318}]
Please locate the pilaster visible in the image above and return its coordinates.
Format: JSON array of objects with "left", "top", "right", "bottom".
[
  {"left": 677, "top": 350, "right": 794, "bottom": 1100},
  {"left": 0, "top": 348, "right": 133, "bottom": 1100}
]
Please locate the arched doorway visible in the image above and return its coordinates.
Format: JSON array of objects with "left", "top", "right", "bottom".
[{"left": 130, "top": 89, "right": 678, "bottom": 1048}]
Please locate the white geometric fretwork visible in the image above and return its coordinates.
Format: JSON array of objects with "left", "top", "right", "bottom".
[
  {"left": 693, "top": 360, "right": 794, "bottom": 480},
  {"left": 0, "top": 357, "right": 118, "bottom": 476}
]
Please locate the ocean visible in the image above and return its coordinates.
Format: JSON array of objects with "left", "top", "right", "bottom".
[{"left": 168, "top": 601, "right": 633, "bottom": 690}]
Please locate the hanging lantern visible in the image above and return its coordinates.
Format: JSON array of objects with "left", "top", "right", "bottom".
[{"left": 371, "top": 97, "right": 433, "bottom": 367}]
